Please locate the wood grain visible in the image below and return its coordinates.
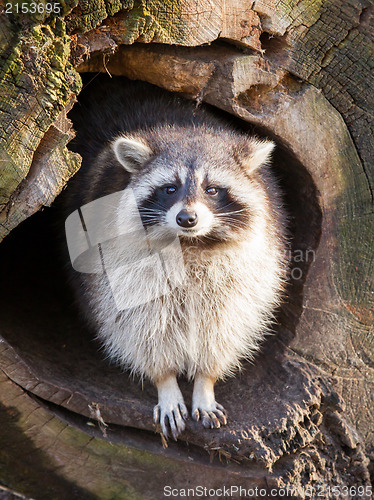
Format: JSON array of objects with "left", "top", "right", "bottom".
[{"left": 0, "top": 0, "right": 373, "bottom": 495}]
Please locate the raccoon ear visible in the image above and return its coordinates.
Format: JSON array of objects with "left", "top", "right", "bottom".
[
  {"left": 112, "top": 136, "right": 153, "bottom": 173},
  {"left": 241, "top": 140, "right": 275, "bottom": 173}
]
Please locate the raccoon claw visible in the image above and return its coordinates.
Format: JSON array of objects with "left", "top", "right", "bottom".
[
  {"left": 153, "top": 402, "right": 188, "bottom": 440},
  {"left": 192, "top": 404, "right": 227, "bottom": 428}
]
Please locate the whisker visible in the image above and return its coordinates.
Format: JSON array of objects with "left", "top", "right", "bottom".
[
  {"left": 215, "top": 208, "right": 246, "bottom": 215},
  {"left": 215, "top": 212, "right": 246, "bottom": 218},
  {"left": 139, "top": 213, "right": 162, "bottom": 218},
  {"left": 216, "top": 201, "right": 244, "bottom": 210},
  {"left": 139, "top": 207, "right": 163, "bottom": 212},
  {"left": 139, "top": 200, "right": 165, "bottom": 209}
]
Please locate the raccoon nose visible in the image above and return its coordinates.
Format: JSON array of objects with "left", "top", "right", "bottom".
[{"left": 176, "top": 210, "right": 198, "bottom": 228}]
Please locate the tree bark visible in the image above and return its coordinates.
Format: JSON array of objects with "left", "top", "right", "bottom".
[{"left": 0, "top": 1, "right": 373, "bottom": 498}]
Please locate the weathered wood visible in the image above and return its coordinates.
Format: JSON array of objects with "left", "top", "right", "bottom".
[
  {"left": 0, "top": 367, "right": 281, "bottom": 500},
  {"left": 0, "top": 6, "right": 81, "bottom": 241},
  {"left": 0, "top": 99, "right": 81, "bottom": 239},
  {"left": 66, "top": 0, "right": 263, "bottom": 50},
  {"left": 0, "top": 0, "right": 373, "bottom": 497}
]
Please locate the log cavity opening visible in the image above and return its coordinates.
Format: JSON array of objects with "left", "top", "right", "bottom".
[{"left": 0, "top": 75, "right": 321, "bottom": 427}]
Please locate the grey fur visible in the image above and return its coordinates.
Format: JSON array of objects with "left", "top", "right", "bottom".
[{"left": 63, "top": 77, "right": 288, "bottom": 439}]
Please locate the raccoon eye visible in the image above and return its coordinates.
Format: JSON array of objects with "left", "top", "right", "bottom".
[
  {"left": 164, "top": 185, "right": 177, "bottom": 194},
  {"left": 205, "top": 186, "right": 219, "bottom": 196}
]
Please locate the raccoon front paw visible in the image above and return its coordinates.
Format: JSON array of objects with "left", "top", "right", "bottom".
[
  {"left": 153, "top": 401, "right": 188, "bottom": 440},
  {"left": 192, "top": 374, "right": 227, "bottom": 429},
  {"left": 192, "top": 402, "right": 227, "bottom": 429},
  {"left": 153, "top": 375, "right": 188, "bottom": 440}
]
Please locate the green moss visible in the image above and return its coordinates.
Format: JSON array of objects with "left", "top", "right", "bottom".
[
  {"left": 325, "top": 118, "right": 374, "bottom": 331},
  {"left": 66, "top": 0, "right": 134, "bottom": 33},
  {"left": 300, "top": 93, "right": 373, "bottom": 326},
  {"left": 64, "top": 0, "right": 185, "bottom": 42},
  {"left": 0, "top": 401, "right": 97, "bottom": 500},
  {"left": 116, "top": 2, "right": 148, "bottom": 43},
  {"left": 0, "top": 14, "right": 81, "bottom": 235},
  {"left": 143, "top": 0, "right": 186, "bottom": 42},
  {"left": 106, "top": 0, "right": 187, "bottom": 45},
  {"left": 105, "top": 0, "right": 130, "bottom": 17},
  {"left": 0, "top": 47, "right": 23, "bottom": 82},
  {"left": 278, "top": 0, "right": 323, "bottom": 19},
  {"left": 58, "top": 0, "right": 80, "bottom": 16}
]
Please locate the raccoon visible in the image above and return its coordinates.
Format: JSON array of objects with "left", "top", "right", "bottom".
[{"left": 63, "top": 76, "right": 288, "bottom": 440}]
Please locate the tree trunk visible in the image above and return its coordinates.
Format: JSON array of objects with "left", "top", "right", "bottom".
[{"left": 0, "top": 1, "right": 373, "bottom": 498}]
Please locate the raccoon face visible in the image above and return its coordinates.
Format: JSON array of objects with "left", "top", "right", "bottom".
[{"left": 112, "top": 131, "right": 274, "bottom": 243}]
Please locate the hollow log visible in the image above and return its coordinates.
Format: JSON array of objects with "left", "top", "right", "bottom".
[{"left": 0, "top": 1, "right": 373, "bottom": 498}]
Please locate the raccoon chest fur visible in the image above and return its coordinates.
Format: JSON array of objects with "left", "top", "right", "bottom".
[{"left": 94, "top": 233, "right": 282, "bottom": 383}]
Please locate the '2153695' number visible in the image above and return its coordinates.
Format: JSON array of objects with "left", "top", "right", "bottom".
[{"left": 5, "top": 3, "right": 62, "bottom": 15}]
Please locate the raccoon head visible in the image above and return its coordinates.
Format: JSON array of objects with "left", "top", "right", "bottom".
[{"left": 112, "top": 130, "right": 275, "bottom": 244}]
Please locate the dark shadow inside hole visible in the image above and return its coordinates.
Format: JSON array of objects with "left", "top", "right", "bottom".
[{"left": 0, "top": 74, "right": 322, "bottom": 431}]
